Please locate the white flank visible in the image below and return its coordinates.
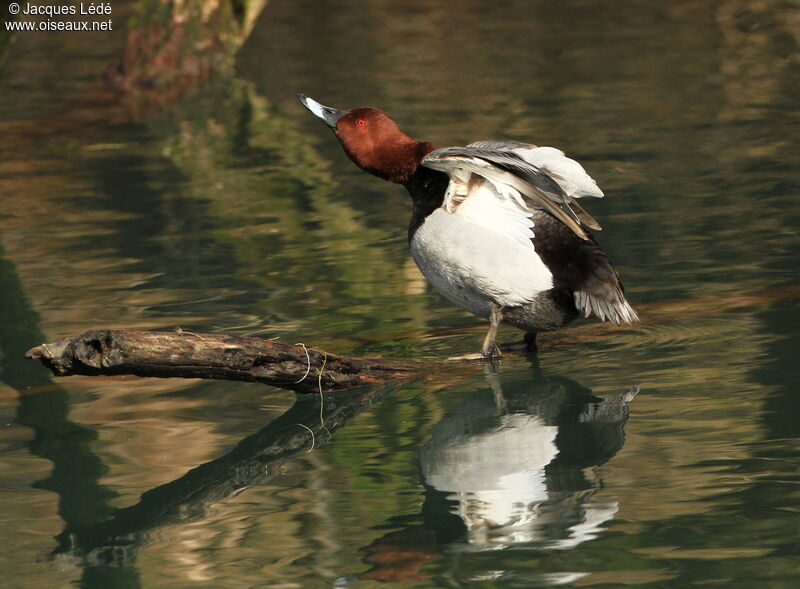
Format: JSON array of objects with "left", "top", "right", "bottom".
[{"left": 411, "top": 209, "right": 553, "bottom": 313}]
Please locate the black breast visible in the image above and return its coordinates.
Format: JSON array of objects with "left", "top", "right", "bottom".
[{"left": 403, "top": 167, "right": 450, "bottom": 242}]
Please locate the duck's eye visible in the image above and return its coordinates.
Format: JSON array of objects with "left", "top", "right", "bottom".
[{"left": 357, "top": 119, "right": 367, "bottom": 127}]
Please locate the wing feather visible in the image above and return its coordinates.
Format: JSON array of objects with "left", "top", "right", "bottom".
[
  {"left": 511, "top": 146, "right": 604, "bottom": 198},
  {"left": 463, "top": 142, "right": 605, "bottom": 229},
  {"left": 423, "top": 148, "right": 590, "bottom": 240}
]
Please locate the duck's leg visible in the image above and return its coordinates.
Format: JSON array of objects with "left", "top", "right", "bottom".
[
  {"left": 481, "top": 303, "right": 503, "bottom": 359},
  {"left": 497, "top": 331, "right": 538, "bottom": 354},
  {"left": 524, "top": 331, "right": 538, "bottom": 351},
  {"left": 446, "top": 304, "right": 505, "bottom": 362}
]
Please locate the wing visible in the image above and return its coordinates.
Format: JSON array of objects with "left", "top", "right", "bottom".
[
  {"left": 532, "top": 211, "right": 639, "bottom": 326},
  {"left": 422, "top": 146, "right": 590, "bottom": 240},
  {"left": 467, "top": 141, "right": 604, "bottom": 230},
  {"left": 468, "top": 141, "right": 603, "bottom": 197},
  {"left": 423, "top": 143, "right": 605, "bottom": 239},
  {"left": 507, "top": 145, "right": 604, "bottom": 198}
]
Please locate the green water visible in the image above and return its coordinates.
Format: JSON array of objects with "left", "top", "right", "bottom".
[{"left": 1, "top": 1, "right": 799, "bottom": 587}]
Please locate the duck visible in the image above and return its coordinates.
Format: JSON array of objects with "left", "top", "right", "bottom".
[{"left": 297, "top": 94, "right": 638, "bottom": 359}]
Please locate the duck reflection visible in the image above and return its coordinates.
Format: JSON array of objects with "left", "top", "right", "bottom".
[
  {"left": 420, "top": 369, "right": 637, "bottom": 551},
  {"left": 361, "top": 365, "right": 636, "bottom": 582}
]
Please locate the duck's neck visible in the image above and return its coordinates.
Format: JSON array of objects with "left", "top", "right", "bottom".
[
  {"left": 351, "top": 136, "right": 449, "bottom": 240},
  {"left": 402, "top": 164, "right": 450, "bottom": 242},
  {"left": 364, "top": 139, "right": 430, "bottom": 183}
]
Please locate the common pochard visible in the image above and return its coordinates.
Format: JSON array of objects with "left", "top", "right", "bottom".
[{"left": 298, "top": 94, "right": 638, "bottom": 358}]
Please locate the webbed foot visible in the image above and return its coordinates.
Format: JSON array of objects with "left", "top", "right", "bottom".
[{"left": 446, "top": 351, "right": 498, "bottom": 362}]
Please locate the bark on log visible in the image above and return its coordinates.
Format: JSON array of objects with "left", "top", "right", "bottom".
[{"left": 25, "top": 329, "right": 422, "bottom": 394}]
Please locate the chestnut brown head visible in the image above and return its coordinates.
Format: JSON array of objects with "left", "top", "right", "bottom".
[{"left": 298, "top": 94, "right": 434, "bottom": 184}]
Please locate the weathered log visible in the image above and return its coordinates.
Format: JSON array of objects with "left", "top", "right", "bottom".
[
  {"left": 25, "top": 329, "right": 422, "bottom": 394},
  {"left": 25, "top": 284, "right": 800, "bottom": 393}
]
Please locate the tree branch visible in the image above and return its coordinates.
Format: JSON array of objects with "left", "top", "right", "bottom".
[{"left": 25, "top": 329, "right": 421, "bottom": 394}]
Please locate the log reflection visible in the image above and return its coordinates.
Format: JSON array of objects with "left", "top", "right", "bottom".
[{"left": 50, "top": 383, "right": 395, "bottom": 565}]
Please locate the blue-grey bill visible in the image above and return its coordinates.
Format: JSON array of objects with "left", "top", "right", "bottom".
[{"left": 297, "top": 94, "right": 347, "bottom": 129}]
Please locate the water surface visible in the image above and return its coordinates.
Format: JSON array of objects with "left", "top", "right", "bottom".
[{"left": 1, "top": 1, "right": 799, "bottom": 587}]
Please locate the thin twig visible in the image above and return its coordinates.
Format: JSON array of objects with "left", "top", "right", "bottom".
[
  {"left": 175, "top": 328, "right": 207, "bottom": 341},
  {"left": 317, "top": 352, "right": 331, "bottom": 437},
  {"left": 295, "top": 423, "right": 316, "bottom": 451},
  {"left": 294, "top": 343, "right": 312, "bottom": 383}
]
